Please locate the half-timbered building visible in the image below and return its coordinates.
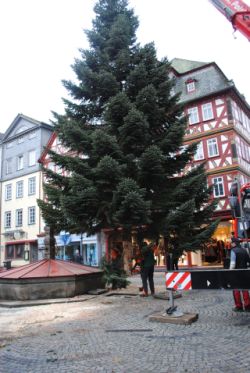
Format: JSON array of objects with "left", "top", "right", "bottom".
[{"left": 171, "top": 58, "right": 250, "bottom": 266}]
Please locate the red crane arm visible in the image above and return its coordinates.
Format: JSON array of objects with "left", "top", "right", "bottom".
[{"left": 209, "top": 0, "right": 250, "bottom": 40}]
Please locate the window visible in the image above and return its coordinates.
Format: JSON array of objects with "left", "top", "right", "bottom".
[
  {"left": 6, "top": 159, "right": 12, "bottom": 175},
  {"left": 202, "top": 102, "right": 214, "bottom": 121},
  {"left": 5, "top": 184, "right": 12, "bottom": 201},
  {"left": 186, "top": 81, "right": 195, "bottom": 93},
  {"left": 194, "top": 142, "right": 204, "bottom": 161},
  {"left": 188, "top": 107, "right": 199, "bottom": 125},
  {"left": 4, "top": 211, "right": 11, "bottom": 228},
  {"left": 28, "top": 206, "right": 36, "bottom": 225},
  {"left": 207, "top": 138, "right": 219, "bottom": 157},
  {"left": 16, "top": 209, "right": 23, "bottom": 227},
  {"left": 47, "top": 162, "right": 55, "bottom": 171},
  {"left": 16, "top": 181, "right": 24, "bottom": 198},
  {"left": 17, "top": 155, "right": 24, "bottom": 170},
  {"left": 28, "top": 150, "right": 36, "bottom": 166},
  {"left": 29, "top": 131, "right": 37, "bottom": 139},
  {"left": 17, "top": 136, "right": 24, "bottom": 144},
  {"left": 28, "top": 177, "right": 36, "bottom": 195},
  {"left": 213, "top": 177, "right": 225, "bottom": 197},
  {"left": 6, "top": 141, "right": 14, "bottom": 149},
  {"left": 6, "top": 244, "right": 24, "bottom": 260}
]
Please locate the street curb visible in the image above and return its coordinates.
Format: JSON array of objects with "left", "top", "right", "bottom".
[{"left": 0, "top": 295, "right": 97, "bottom": 308}]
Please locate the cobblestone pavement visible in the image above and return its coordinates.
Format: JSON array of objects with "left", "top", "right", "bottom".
[{"left": 0, "top": 273, "right": 250, "bottom": 373}]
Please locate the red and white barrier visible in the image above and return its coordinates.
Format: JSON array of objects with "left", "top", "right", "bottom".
[{"left": 166, "top": 272, "right": 192, "bottom": 290}]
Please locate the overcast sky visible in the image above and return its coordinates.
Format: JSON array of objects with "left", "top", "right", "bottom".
[{"left": 0, "top": 0, "right": 250, "bottom": 133}]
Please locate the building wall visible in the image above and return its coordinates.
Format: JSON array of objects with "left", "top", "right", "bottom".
[
  {"left": 0, "top": 115, "right": 53, "bottom": 267},
  {"left": 171, "top": 59, "right": 250, "bottom": 265},
  {"left": 39, "top": 132, "right": 106, "bottom": 266}
]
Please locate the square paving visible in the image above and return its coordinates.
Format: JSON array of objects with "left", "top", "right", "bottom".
[{"left": 0, "top": 272, "right": 250, "bottom": 373}]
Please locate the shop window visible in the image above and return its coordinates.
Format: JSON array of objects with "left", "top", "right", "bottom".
[
  {"left": 83, "top": 243, "right": 98, "bottom": 266},
  {"left": 6, "top": 244, "right": 25, "bottom": 260}
]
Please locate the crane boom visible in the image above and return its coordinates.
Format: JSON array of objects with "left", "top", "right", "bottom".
[{"left": 209, "top": 0, "right": 250, "bottom": 40}]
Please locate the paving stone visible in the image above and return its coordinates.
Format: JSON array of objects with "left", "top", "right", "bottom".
[{"left": 0, "top": 273, "right": 250, "bottom": 372}]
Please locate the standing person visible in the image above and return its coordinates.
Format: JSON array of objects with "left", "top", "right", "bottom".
[
  {"left": 74, "top": 249, "right": 82, "bottom": 264},
  {"left": 131, "top": 247, "right": 144, "bottom": 293},
  {"left": 140, "top": 242, "right": 156, "bottom": 297},
  {"left": 230, "top": 237, "right": 250, "bottom": 312},
  {"left": 172, "top": 252, "right": 179, "bottom": 270},
  {"left": 153, "top": 244, "right": 161, "bottom": 266}
]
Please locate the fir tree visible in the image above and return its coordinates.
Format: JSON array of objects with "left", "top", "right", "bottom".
[{"left": 38, "top": 0, "right": 218, "bottom": 264}]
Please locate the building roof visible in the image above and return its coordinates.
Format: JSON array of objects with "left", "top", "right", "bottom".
[
  {"left": 0, "top": 259, "right": 102, "bottom": 279},
  {"left": 1, "top": 113, "right": 53, "bottom": 143},
  {"left": 170, "top": 58, "right": 237, "bottom": 105},
  {"left": 171, "top": 58, "right": 209, "bottom": 74}
]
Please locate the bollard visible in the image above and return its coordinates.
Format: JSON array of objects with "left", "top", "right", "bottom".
[{"left": 165, "top": 288, "right": 184, "bottom": 317}]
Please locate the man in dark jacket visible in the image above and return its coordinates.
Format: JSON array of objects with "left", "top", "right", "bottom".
[
  {"left": 230, "top": 237, "right": 250, "bottom": 312},
  {"left": 140, "top": 242, "right": 156, "bottom": 297}
]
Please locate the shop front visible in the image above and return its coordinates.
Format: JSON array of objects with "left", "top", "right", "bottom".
[{"left": 38, "top": 231, "right": 105, "bottom": 267}]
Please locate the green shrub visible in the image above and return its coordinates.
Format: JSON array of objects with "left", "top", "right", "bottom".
[{"left": 100, "top": 257, "right": 130, "bottom": 290}]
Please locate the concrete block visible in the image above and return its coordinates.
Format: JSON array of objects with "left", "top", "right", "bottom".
[
  {"left": 149, "top": 312, "right": 198, "bottom": 325},
  {"left": 153, "top": 292, "right": 182, "bottom": 300}
]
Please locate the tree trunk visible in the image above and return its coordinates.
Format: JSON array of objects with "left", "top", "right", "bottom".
[
  {"left": 122, "top": 240, "right": 132, "bottom": 274},
  {"left": 44, "top": 225, "right": 56, "bottom": 260}
]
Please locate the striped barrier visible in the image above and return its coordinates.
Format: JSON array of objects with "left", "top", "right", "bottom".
[
  {"left": 166, "top": 271, "right": 192, "bottom": 290},
  {"left": 166, "top": 269, "right": 250, "bottom": 290}
]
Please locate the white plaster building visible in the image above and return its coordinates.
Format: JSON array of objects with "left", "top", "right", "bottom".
[{"left": 0, "top": 114, "right": 53, "bottom": 267}]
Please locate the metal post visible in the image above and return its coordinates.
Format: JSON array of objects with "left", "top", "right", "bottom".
[
  {"left": 236, "top": 178, "right": 250, "bottom": 255},
  {"left": 166, "top": 288, "right": 184, "bottom": 317},
  {"left": 79, "top": 233, "right": 83, "bottom": 262}
]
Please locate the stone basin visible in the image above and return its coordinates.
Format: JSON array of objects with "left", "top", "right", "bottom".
[{"left": 0, "top": 259, "right": 104, "bottom": 300}]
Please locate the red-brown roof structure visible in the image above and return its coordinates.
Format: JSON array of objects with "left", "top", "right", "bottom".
[{"left": 0, "top": 259, "right": 102, "bottom": 279}]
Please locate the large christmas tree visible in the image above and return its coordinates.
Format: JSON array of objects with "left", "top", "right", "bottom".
[{"left": 38, "top": 0, "right": 218, "bottom": 265}]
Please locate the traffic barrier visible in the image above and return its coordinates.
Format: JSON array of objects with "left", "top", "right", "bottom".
[
  {"left": 166, "top": 271, "right": 191, "bottom": 290},
  {"left": 165, "top": 269, "right": 250, "bottom": 317},
  {"left": 166, "top": 269, "right": 250, "bottom": 290}
]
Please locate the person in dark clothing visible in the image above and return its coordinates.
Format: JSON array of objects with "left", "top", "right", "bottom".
[
  {"left": 140, "top": 242, "right": 156, "bottom": 297},
  {"left": 173, "top": 255, "right": 179, "bottom": 270},
  {"left": 74, "top": 249, "right": 82, "bottom": 264},
  {"left": 230, "top": 237, "right": 250, "bottom": 312}
]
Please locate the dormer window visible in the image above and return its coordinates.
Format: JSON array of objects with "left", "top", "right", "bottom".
[{"left": 185, "top": 78, "right": 196, "bottom": 93}]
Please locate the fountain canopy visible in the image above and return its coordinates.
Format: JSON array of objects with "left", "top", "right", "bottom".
[{"left": 0, "top": 259, "right": 104, "bottom": 300}]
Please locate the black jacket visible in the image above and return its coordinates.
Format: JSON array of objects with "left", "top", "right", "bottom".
[{"left": 232, "top": 246, "right": 250, "bottom": 269}]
